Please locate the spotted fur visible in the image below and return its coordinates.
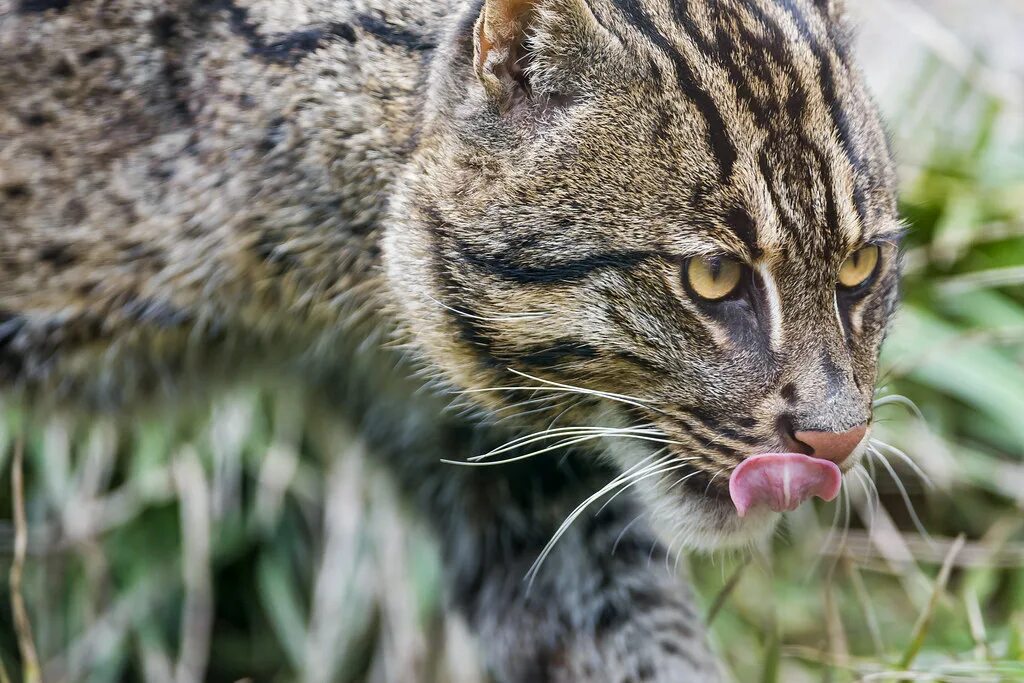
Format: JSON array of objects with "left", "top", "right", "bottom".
[{"left": 1, "top": 0, "right": 901, "bottom": 680}]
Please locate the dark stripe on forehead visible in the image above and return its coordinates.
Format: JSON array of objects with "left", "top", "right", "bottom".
[
  {"left": 742, "top": 1, "right": 807, "bottom": 100},
  {"left": 743, "top": 4, "right": 861, "bottom": 250},
  {"left": 775, "top": 1, "right": 867, "bottom": 222},
  {"left": 456, "top": 239, "right": 657, "bottom": 284},
  {"left": 758, "top": 139, "right": 843, "bottom": 259},
  {"left": 806, "top": 140, "right": 843, "bottom": 249},
  {"left": 725, "top": 207, "right": 760, "bottom": 257},
  {"left": 611, "top": 0, "right": 736, "bottom": 181},
  {"left": 757, "top": 147, "right": 790, "bottom": 226},
  {"left": 671, "top": 1, "right": 774, "bottom": 131},
  {"left": 710, "top": 27, "right": 774, "bottom": 130}
]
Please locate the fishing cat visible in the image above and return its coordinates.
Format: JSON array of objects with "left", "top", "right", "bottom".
[{"left": 1, "top": 0, "right": 901, "bottom": 679}]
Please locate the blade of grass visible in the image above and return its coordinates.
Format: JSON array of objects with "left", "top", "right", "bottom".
[
  {"left": 846, "top": 559, "right": 885, "bottom": 657},
  {"left": 760, "top": 618, "right": 780, "bottom": 683},
  {"left": 10, "top": 438, "right": 41, "bottom": 683},
  {"left": 898, "top": 534, "right": 966, "bottom": 670},
  {"left": 705, "top": 557, "right": 750, "bottom": 626},
  {"left": 172, "top": 448, "right": 213, "bottom": 683},
  {"left": 963, "top": 587, "right": 989, "bottom": 662},
  {"left": 825, "top": 573, "right": 851, "bottom": 680},
  {"left": 256, "top": 550, "right": 308, "bottom": 670}
]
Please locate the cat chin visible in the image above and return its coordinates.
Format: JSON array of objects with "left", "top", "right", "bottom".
[
  {"left": 602, "top": 439, "right": 782, "bottom": 552},
  {"left": 637, "top": 478, "right": 782, "bottom": 553}
]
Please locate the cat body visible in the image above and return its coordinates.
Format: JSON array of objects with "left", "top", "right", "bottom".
[{"left": 1, "top": 0, "right": 901, "bottom": 680}]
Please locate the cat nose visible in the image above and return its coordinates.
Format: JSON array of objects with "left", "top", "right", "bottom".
[{"left": 793, "top": 425, "right": 867, "bottom": 465}]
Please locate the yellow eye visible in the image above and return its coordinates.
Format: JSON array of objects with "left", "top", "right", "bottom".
[
  {"left": 838, "top": 245, "right": 880, "bottom": 289},
  {"left": 685, "top": 255, "right": 743, "bottom": 301}
]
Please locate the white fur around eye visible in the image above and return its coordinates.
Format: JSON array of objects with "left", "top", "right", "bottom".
[{"left": 758, "top": 263, "right": 784, "bottom": 350}]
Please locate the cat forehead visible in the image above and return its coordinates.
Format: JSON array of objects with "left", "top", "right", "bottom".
[
  {"left": 440, "top": 0, "right": 897, "bottom": 258},
  {"left": 578, "top": 0, "right": 896, "bottom": 257}
]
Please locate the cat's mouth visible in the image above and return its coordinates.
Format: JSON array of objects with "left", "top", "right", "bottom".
[
  {"left": 670, "top": 454, "right": 842, "bottom": 517},
  {"left": 728, "top": 453, "right": 842, "bottom": 517},
  {"left": 605, "top": 418, "right": 868, "bottom": 549},
  {"left": 652, "top": 419, "right": 868, "bottom": 519}
]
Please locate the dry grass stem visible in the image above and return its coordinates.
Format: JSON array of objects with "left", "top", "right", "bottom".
[
  {"left": 898, "top": 534, "right": 967, "bottom": 670},
  {"left": 705, "top": 557, "right": 750, "bottom": 625},
  {"left": 10, "top": 438, "right": 41, "bottom": 683},
  {"left": 172, "top": 448, "right": 213, "bottom": 683},
  {"left": 825, "top": 530, "right": 1024, "bottom": 569}
]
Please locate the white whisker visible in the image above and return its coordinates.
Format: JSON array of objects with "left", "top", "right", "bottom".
[
  {"left": 486, "top": 395, "right": 576, "bottom": 423},
  {"left": 852, "top": 465, "right": 878, "bottom": 536},
  {"left": 508, "top": 369, "right": 663, "bottom": 412},
  {"left": 868, "top": 445, "right": 933, "bottom": 543},
  {"left": 445, "top": 430, "right": 681, "bottom": 468},
  {"left": 703, "top": 470, "right": 724, "bottom": 497},
  {"left": 472, "top": 425, "right": 663, "bottom": 461},
  {"left": 872, "top": 394, "right": 926, "bottom": 421},
  {"left": 459, "top": 384, "right": 654, "bottom": 413},
  {"left": 525, "top": 458, "right": 694, "bottom": 589},
  {"left": 870, "top": 439, "right": 935, "bottom": 489},
  {"left": 611, "top": 511, "right": 648, "bottom": 556},
  {"left": 443, "top": 434, "right": 612, "bottom": 467},
  {"left": 423, "top": 293, "right": 549, "bottom": 321},
  {"left": 489, "top": 394, "right": 565, "bottom": 414},
  {"left": 810, "top": 482, "right": 846, "bottom": 578},
  {"left": 596, "top": 452, "right": 702, "bottom": 517},
  {"left": 661, "top": 472, "right": 703, "bottom": 575}
]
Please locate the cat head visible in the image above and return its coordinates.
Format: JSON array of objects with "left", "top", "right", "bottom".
[{"left": 383, "top": 0, "right": 902, "bottom": 550}]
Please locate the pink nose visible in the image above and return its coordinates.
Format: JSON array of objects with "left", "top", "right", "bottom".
[{"left": 793, "top": 425, "right": 867, "bottom": 465}]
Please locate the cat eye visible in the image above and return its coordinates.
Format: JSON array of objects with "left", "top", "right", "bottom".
[
  {"left": 837, "top": 245, "right": 880, "bottom": 289},
  {"left": 684, "top": 255, "right": 743, "bottom": 301}
]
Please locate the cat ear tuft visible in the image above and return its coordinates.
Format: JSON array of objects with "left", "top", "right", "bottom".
[{"left": 474, "top": 0, "right": 536, "bottom": 102}]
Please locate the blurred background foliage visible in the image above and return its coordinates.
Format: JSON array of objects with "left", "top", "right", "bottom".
[{"left": 1, "top": 1, "right": 1023, "bottom": 681}]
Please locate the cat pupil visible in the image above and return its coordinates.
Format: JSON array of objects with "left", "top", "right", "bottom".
[{"left": 709, "top": 258, "right": 723, "bottom": 279}]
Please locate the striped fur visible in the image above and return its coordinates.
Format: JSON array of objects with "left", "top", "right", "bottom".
[{"left": 2, "top": 0, "right": 901, "bottom": 680}]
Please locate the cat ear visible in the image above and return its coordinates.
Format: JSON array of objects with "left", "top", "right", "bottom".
[
  {"left": 474, "top": 0, "right": 536, "bottom": 101},
  {"left": 473, "top": 0, "right": 617, "bottom": 107}
]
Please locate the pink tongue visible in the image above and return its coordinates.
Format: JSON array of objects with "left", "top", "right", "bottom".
[{"left": 729, "top": 453, "right": 842, "bottom": 517}]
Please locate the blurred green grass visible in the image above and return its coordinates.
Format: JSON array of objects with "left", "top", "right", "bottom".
[{"left": 2, "top": 6, "right": 1024, "bottom": 683}]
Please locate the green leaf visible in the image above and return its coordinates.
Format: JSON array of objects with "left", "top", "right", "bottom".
[{"left": 256, "top": 550, "right": 308, "bottom": 671}]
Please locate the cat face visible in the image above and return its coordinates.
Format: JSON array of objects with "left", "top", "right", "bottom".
[{"left": 384, "top": 0, "right": 902, "bottom": 549}]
